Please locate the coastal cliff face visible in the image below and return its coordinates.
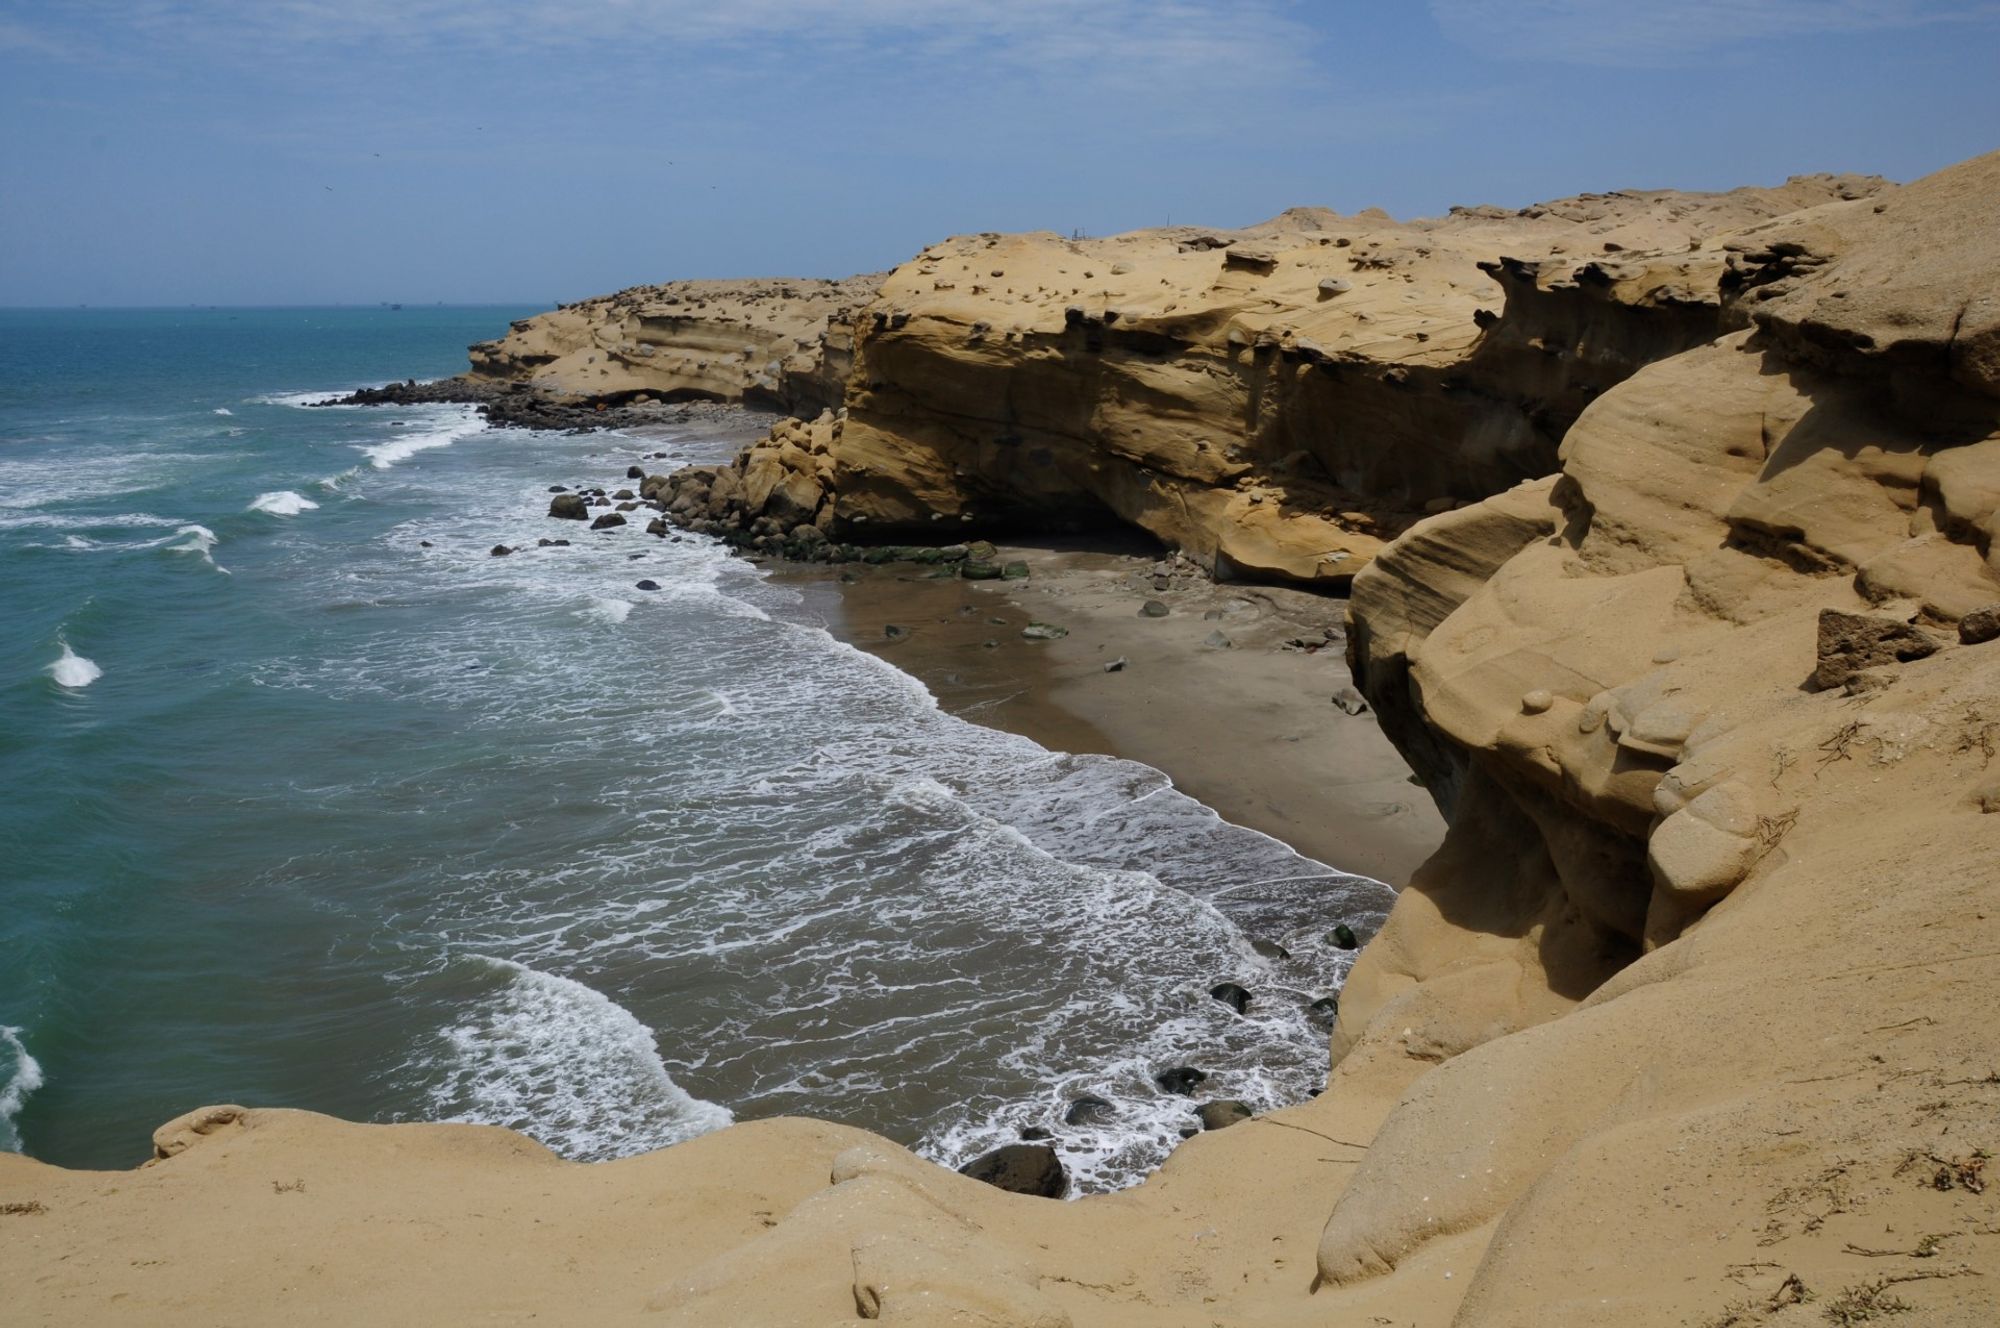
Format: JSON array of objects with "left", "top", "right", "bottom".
[
  {"left": 1317, "top": 149, "right": 2000, "bottom": 1319},
  {"left": 653, "top": 174, "right": 1882, "bottom": 588},
  {"left": 8, "top": 157, "right": 1999, "bottom": 1326},
  {"left": 467, "top": 272, "right": 883, "bottom": 415}
]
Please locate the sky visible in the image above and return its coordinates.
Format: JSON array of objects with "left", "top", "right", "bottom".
[{"left": 2, "top": 1, "right": 1996, "bottom": 306}]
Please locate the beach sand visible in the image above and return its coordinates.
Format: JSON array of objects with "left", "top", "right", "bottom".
[{"left": 772, "top": 533, "right": 1445, "bottom": 887}]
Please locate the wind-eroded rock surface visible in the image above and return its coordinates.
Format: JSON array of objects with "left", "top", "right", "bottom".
[
  {"left": 469, "top": 272, "right": 885, "bottom": 415},
  {"left": 656, "top": 172, "right": 1882, "bottom": 588}
]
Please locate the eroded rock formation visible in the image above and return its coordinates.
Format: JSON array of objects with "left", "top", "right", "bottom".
[
  {"left": 649, "top": 173, "right": 1883, "bottom": 587},
  {"left": 468, "top": 272, "right": 885, "bottom": 414}
]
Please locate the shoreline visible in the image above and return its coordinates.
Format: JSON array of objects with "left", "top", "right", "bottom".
[{"left": 767, "top": 533, "right": 1445, "bottom": 887}]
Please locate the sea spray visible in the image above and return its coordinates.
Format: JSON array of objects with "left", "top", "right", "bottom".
[
  {"left": 417, "top": 957, "right": 732, "bottom": 1160},
  {"left": 248, "top": 490, "right": 319, "bottom": 516},
  {"left": 0, "top": 1027, "right": 44, "bottom": 1154},
  {"left": 47, "top": 640, "right": 102, "bottom": 688}
]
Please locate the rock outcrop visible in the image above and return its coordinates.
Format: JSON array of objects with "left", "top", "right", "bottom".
[
  {"left": 1319, "top": 148, "right": 2000, "bottom": 1319},
  {"left": 468, "top": 273, "right": 884, "bottom": 415},
  {"left": 653, "top": 174, "right": 1884, "bottom": 588}
]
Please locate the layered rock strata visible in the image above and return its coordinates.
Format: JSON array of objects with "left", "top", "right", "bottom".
[
  {"left": 467, "top": 273, "right": 885, "bottom": 415},
  {"left": 653, "top": 174, "right": 1883, "bottom": 588}
]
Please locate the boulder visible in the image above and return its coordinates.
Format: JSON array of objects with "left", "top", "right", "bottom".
[
  {"left": 961, "top": 560, "right": 1002, "bottom": 581},
  {"left": 1960, "top": 603, "right": 2000, "bottom": 645},
  {"left": 1001, "top": 561, "right": 1031, "bottom": 580},
  {"left": 489, "top": 544, "right": 513, "bottom": 556},
  {"left": 957, "top": 1144, "right": 1067, "bottom": 1199},
  {"left": 1810, "top": 609, "right": 1939, "bottom": 690},
  {"left": 1332, "top": 686, "right": 1369, "bottom": 716},
  {"left": 625, "top": 465, "right": 645, "bottom": 479},
  {"left": 590, "top": 512, "right": 627, "bottom": 530},
  {"left": 635, "top": 580, "right": 660, "bottom": 591},
  {"left": 549, "top": 493, "right": 589, "bottom": 520},
  {"left": 1062, "top": 1095, "right": 1114, "bottom": 1126},
  {"left": 1328, "top": 923, "right": 1358, "bottom": 950},
  {"left": 1197, "top": 1100, "right": 1254, "bottom": 1132},
  {"left": 1154, "top": 1066, "right": 1208, "bottom": 1096},
  {"left": 1141, "top": 600, "right": 1170, "bottom": 618},
  {"left": 1209, "top": 982, "right": 1252, "bottom": 1015},
  {"left": 1022, "top": 623, "right": 1068, "bottom": 640}
]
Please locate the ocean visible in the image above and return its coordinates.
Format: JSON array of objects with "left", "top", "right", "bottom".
[{"left": 0, "top": 306, "right": 1392, "bottom": 1192}]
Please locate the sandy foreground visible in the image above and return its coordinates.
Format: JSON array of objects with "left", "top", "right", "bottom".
[{"left": 781, "top": 536, "right": 1444, "bottom": 888}]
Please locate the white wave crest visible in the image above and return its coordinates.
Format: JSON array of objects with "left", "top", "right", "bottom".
[
  {"left": 421, "top": 957, "right": 731, "bottom": 1160},
  {"left": 359, "top": 410, "right": 484, "bottom": 470},
  {"left": 47, "top": 641, "right": 102, "bottom": 689},
  {"left": 212, "top": 407, "right": 234, "bottom": 416},
  {"left": 249, "top": 490, "right": 319, "bottom": 516},
  {"left": 164, "top": 524, "right": 227, "bottom": 572},
  {"left": 0, "top": 1026, "right": 43, "bottom": 1153}
]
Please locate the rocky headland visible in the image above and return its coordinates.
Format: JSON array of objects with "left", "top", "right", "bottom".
[{"left": 6, "top": 153, "right": 1999, "bottom": 1325}]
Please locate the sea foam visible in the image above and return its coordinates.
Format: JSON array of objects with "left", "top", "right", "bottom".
[
  {"left": 420, "top": 957, "right": 731, "bottom": 1161},
  {"left": 47, "top": 642, "right": 102, "bottom": 689},
  {"left": 0, "top": 1027, "right": 42, "bottom": 1153},
  {"left": 249, "top": 490, "right": 319, "bottom": 516},
  {"left": 359, "top": 410, "right": 484, "bottom": 470}
]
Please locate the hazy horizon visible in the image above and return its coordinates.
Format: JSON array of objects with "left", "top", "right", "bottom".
[{"left": 5, "top": 1, "right": 1997, "bottom": 307}]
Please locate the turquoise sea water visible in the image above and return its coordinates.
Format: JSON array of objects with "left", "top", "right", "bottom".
[{"left": 0, "top": 307, "right": 1391, "bottom": 1191}]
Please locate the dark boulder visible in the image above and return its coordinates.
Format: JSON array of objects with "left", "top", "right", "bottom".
[
  {"left": 1250, "top": 938, "right": 1290, "bottom": 962},
  {"left": 961, "top": 560, "right": 1002, "bottom": 581},
  {"left": 884, "top": 624, "right": 909, "bottom": 641},
  {"left": 590, "top": 512, "right": 627, "bottom": 530},
  {"left": 957, "top": 1143, "right": 1066, "bottom": 1199},
  {"left": 1141, "top": 600, "right": 1169, "bottom": 618},
  {"left": 635, "top": 580, "right": 660, "bottom": 591},
  {"left": 489, "top": 544, "right": 513, "bottom": 557},
  {"left": 1196, "top": 1100, "right": 1254, "bottom": 1132},
  {"left": 625, "top": 465, "right": 645, "bottom": 479},
  {"left": 1208, "top": 982, "right": 1252, "bottom": 1015},
  {"left": 1062, "top": 1094, "right": 1114, "bottom": 1126},
  {"left": 549, "top": 493, "right": 589, "bottom": 520},
  {"left": 1018, "top": 1126, "right": 1054, "bottom": 1142},
  {"left": 1329, "top": 923, "right": 1359, "bottom": 950},
  {"left": 1960, "top": 603, "right": 2000, "bottom": 645},
  {"left": 1154, "top": 1066, "right": 1208, "bottom": 1096},
  {"left": 1811, "top": 609, "right": 1939, "bottom": 691},
  {"left": 1309, "top": 995, "right": 1340, "bottom": 1020},
  {"left": 646, "top": 518, "right": 669, "bottom": 536}
]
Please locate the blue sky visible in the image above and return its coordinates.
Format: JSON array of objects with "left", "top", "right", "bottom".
[{"left": 2, "top": 1, "right": 1996, "bottom": 306}]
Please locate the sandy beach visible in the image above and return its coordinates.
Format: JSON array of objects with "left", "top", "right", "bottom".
[{"left": 775, "top": 534, "right": 1445, "bottom": 887}]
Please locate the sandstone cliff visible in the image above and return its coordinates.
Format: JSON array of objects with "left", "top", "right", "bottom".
[
  {"left": 656, "top": 174, "right": 1883, "bottom": 589},
  {"left": 468, "top": 272, "right": 884, "bottom": 415}
]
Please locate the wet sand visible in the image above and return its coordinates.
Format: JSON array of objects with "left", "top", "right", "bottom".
[{"left": 771, "top": 534, "right": 1445, "bottom": 886}]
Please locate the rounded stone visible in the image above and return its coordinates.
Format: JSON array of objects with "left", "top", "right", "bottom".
[{"left": 1521, "top": 688, "right": 1554, "bottom": 715}]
